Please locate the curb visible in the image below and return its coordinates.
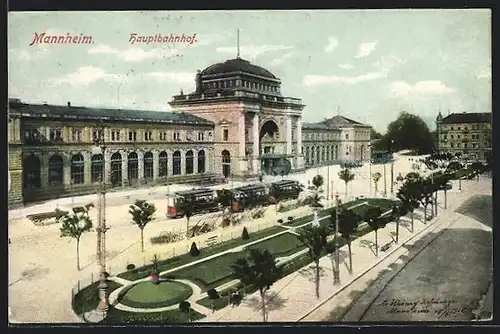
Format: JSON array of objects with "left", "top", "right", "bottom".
[{"left": 296, "top": 213, "right": 443, "bottom": 321}]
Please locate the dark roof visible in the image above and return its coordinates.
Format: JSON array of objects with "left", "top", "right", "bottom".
[
  {"left": 441, "top": 112, "right": 491, "bottom": 124},
  {"left": 272, "top": 180, "right": 300, "bottom": 186},
  {"left": 8, "top": 101, "right": 214, "bottom": 126},
  {"left": 201, "top": 58, "right": 278, "bottom": 80},
  {"left": 323, "top": 115, "right": 365, "bottom": 127},
  {"left": 175, "top": 188, "right": 214, "bottom": 196},
  {"left": 235, "top": 184, "right": 267, "bottom": 192},
  {"left": 302, "top": 122, "right": 333, "bottom": 130}
]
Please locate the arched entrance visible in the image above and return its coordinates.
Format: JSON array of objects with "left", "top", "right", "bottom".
[
  {"left": 198, "top": 150, "right": 206, "bottom": 173},
  {"left": 48, "top": 154, "right": 64, "bottom": 186},
  {"left": 221, "top": 150, "right": 231, "bottom": 178},
  {"left": 159, "top": 151, "right": 168, "bottom": 177},
  {"left": 23, "top": 155, "right": 41, "bottom": 189},
  {"left": 144, "top": 152, "right": 154, "bottom": 180},
  {"left": 91, "top": 154, "right": 103, "bottom": 183},
  {"left": 185, "top": 150, "right": 194, "bottom": 174},
  {"left": 110, "top": 152, "right": 122, "bottom": 186},
  {"left": 172, "top": 151, "right": 181, "bottom": 176},
  {"left": 71, "top": 154, "right": 85, "bottom": 184},
  {"left": 128, "top": 152, "right": 139, "bottom": 183}
]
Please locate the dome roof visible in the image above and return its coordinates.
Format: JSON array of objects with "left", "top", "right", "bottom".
[{"left": 200, "top": 58, "right": 277, "bottom": 79}]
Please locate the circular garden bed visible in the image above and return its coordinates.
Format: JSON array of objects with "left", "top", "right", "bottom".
[{"left": 118, "top": 280, "right": 193, "bottom": 309}]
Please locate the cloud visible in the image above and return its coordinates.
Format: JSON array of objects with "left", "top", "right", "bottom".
[
  {"left": 373, "top": 54, "right": 405, "bottom": 73},
  {"left": 270, "top": 52, "right": 295, "bottom": 66},
  {"left": 216, "top": 45, "right": 293, "bottom": 60},
  {"left": 48, "top": 66, "right": 126, "bottom": 87},
  {"left": 355, "top": 41, "right": 378, "bottom": 58},
  {"left": 147, "top": 72, "right": 195, "bottom": 85},
  {"left": 338, "top": 64, "right": 353, "bottom": 70},
  {"left": 324, "top": 36, "right": 339, "bottom": 53},
  {"left": 302, "top": 72, "right": 385, "bottom": 86},
  {"left": 386, "top": 80, "right": 455, "bottom": 98},
  {"left": 88, "top": 44, "right": 179, "bottom": 62}
]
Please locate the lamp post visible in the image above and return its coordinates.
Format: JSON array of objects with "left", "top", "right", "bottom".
[
  {"left": 368, "top": 143, "right": 372, "bottom": 197},
  {"left": 93, "top": 123, "right": 109, "bottom": 317},
  {"left": 383, "top": 161, "right": 387, "bottom": 197},
  {"left": 334, "top": 192, "right": 340, "bottom": 285},
  {"left": 390, "top": 140, "right": 394, "bottom": 196}
]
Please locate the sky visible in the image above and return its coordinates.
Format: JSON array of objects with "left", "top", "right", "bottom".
[{"left": 8, "top": 9, "right": 491, "bottom": 133}]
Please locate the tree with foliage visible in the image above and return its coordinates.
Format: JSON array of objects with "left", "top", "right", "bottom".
[
  {"left": 60, "top": 203, "right": 94, "bottom": 270},
  {"left": 414, "top": 177, "right": 436, "bottom": 223},
  {"left": 434, "top": 173, "right": 451, "bottom": 209},
  {"left": 363, "top": 206, "right": 386, "bottom": 257},
  {"left": 190, "top": 241, "right": 200, "bottom": 257},
  {"left": 206, "top": 288, "right": 219, "bottom": 312},
  {"left": 231, "top": 248, "right": 282, "bottom": 322},
  {"left": 241, "top": 227, "right": 250, "bottom": 240},
  {"left": 372, "top": 172, "right": 382, "bottom": 194},
  {"left": 179, "top": 301, "right": 192, "bottom": 322},
  {"left": 335, "top": 209, "right": 361, "bottom": 273},
  {"left": 216, "top": 189, "right": 234, "bottom": 216},
  {"left": 338, "top": 168, "right": 355, "bottom": 198},
  {"left": 129, "top": 200, "right": 157, "bottom": 252},
  {"left": 396, "top": 179, "right": 421, "bottom": 232},
  {"left": 308, "top": 174, "right": 325, "bottom": 209},
  {"left": 378, "top": 111, "right": 434, "bottom": 154},
  {"left": 391, "top": 203, "right": 408, "bottom": 244},
  {"left": 297, "top": 225, "right": 330, "bottom": 297}
]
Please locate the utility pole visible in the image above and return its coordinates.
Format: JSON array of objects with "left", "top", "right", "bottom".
[
  {"left": 390, "top": 140, "right": 394, "bottom": 196},
  {"left": 368, "top": 143, "right": 372, "bottom": 197},
  {"left": 93, "top": 123, "right": 109, "bottom": 317},
  {"left": 334, "top": 192, "right": 340, "bottom": 284}
]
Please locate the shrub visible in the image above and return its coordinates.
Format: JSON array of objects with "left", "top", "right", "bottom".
[
  {"left": 288, "top": 216, "right": 294, "bottom": 222},
  {"left": 241, "top": 227, "right": 250, "bottom": 240},
  {"left": 221, "top": 217, "right": 231, "bottom": 228},
  {"left": 252, "top": 209, "right": 265, "bottom": 219},
  {"left": 179, "top": 301, "right": 191, "bottom": 312},
  {"left": 150, "top": 231, "right": 183, "bottom": 245},
  {"left": 189, "top": 242, "right": 200, "bottom": 257},
  {"left": 207, "top": 288, "right": 219, "bottom": 300},
  {"left": 229, "top": 293, "right": 242, "bottom": 306},
  {"left": 277, "top": 219, "right": 283, "bottom": 224},
  {"left": 126, "top": 264, "right": 136, "bottom": 271}
]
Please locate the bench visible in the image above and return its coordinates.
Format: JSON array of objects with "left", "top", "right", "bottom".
[
  {"left": 206, "top": 235, "right": 219, "bottom": 247},
  {"left": 26, "top": 210, "right": 68, "bottom": 226}
]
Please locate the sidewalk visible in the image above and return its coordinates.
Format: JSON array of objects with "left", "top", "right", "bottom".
[{"left": 198, "top": 179, "right": 486, "bottom": 322}]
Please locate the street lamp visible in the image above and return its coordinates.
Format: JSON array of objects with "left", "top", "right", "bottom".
[
  {"left": 390, "top": 140, "right": 394, "bottom": 196},
  {"left": 368, "top": 143, "right": 372, "bottom": 197},
  {"left": 92, "top": 123, "right": 109, "bottom": 317},
  {"left": 334, "top": 192, "right": 340, "bottom": 285}
]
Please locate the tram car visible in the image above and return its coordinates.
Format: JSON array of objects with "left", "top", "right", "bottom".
[
  {"left": 230, "top": 184, "right": 270, "bottom": 212},
  {"left": 269, "top": 180, "right": 303, "bottom": 201},
  {"left": 167, "top": 188, "right": 219, "bottom": 218}
]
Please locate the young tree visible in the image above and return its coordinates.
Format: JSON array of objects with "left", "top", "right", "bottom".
[
  {"left": 391, "top": 203, "right": 408, "bottom": 244},
  {"left": 308, "top": 174, "right": 325, "bottom": 209},
  {"left": 416, "top": 177, "right": 436, "bottom": 223},
  {"left": 179, "top": 301, "right": 192, "bottom": 322},
  {"left": 372, "top": 172, "right": 382, "bottom": 194},
  {"left": 297, "top": 225, "right": 330, "bottom": 298},
  {"left": 363, "top": 206, "right": 386, "bottom": 257},
  {"left": 60, "top": 203, "right": 94, "bottom": 270},
  {"left": 231, "top": 248, "right": 282, "bottom": 322},
  {"left": 396, "top": 180, "right": 421, "bottom": 232},
  {"left": 335, "top": 209, "right": 361, "bottom": 273},
  {"left": 129, "top": 200, "right": 157, "bottom": 252},
  {"left": 206, "top": 288, "right": 220, "bottom": 312},
  {"left": 216, "top": 188, "right": 234, "bottom": 218},
  {"left": 338, "top": 168, "right": 355, "bottom": 198}
]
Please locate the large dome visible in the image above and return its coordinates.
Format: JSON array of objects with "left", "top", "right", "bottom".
[{"left": 200, "top": 58, "right": 277, "bottom": 79}]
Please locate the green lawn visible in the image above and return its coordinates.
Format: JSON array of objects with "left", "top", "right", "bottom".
[
  {"left": 118, "top": 280, "right": 193, "bottom": 309},
  {"left": 103, "top": 306, "right": 205, "bottom": 324},
  {"left": 163, "top": 232, "right": 306, "bottom": 291},
  {"left": 118, "top": 225, "right": 287, "bottom": 281},
  {"left": 72, "top": 280, "right": 123, "bottom": 316}
]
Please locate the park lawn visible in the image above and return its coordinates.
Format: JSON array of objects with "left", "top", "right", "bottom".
[
  {"left": 72, "top": 280, "right": 123, "bottom": 316},
  {"left": 118, "top": 280, "right": 194, "bottom": 309},
  {"left": 103, "top": 306, "right": 205, "bottom": 324},
  {"left": 117, "top": 224, "right": 287, "bottom": 281},
  {"left": 164, "top": 232, "right": 306, "bottom": 291}
]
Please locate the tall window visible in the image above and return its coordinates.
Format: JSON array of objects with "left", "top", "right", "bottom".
[
  {"left": 128, "top": 152, "right": 139, "bottom": 182},
  {"left": 50, "top": 128, "right": 63, "bottom": 141},
  {"left": 129, "top": 131, "right": 137, "bottom": 141},
  {"left": 92, "top": 128, "right": 103, "bottom": 142},
  {"left": 71, "top": 154, "right": 85, "bottom": 184},
  {"left": 185, "top": 150, "right": 194, "bottom": 174},
  {"left": 198, "top": 131, "right": 205, "bottom": 141},
  {"left": 144, "top": 131, "right": 153, "bottom": 141},
  {"left": 223, "top": 128, "right": 229, "bottom": 141},
  {"left": 144, "top": 152, "right": 154, "bottom": 180},
  {"left": 48, "top": 154, "right": 64, "bottom": 185},
  {"left": 23, "top": 155, "right": 41, "bottom": 188},
  {"left": 110, "top": 152, "right": 122, "bottom": 186},
  {"left": 172, "top": 151, "right": 181, "bottom": 176},
  {"left": 198, "top": 150, "right": 206, "bottom": 173},
  {"left": 111, "top": 130, "right": 121, "bottom": 142},
  {"left": 221, "top": 150, "right": 231, "bottom": 178},
  {"left": 91, "top": 154, "right": 103, "bottom": 183},
  {"left": 159, "top": 151, "right": 168, "bottom": 177},
  {"left": 173, "top": 131, "right": 181, "bottom": 141},
  {"left": 71, "top": 129, "right": 83, "bottom": 142}
]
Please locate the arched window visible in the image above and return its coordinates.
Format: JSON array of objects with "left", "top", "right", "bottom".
[
  {"left": 23, "top": 155, "right": 41, "bottom": 189},
  {"left": 316, "top": 147, "right": 321, "bottom": 164},
  {"left": 172, "top": 151, "right": 181, "bottom": 176},
  {"left": 71, "top": 154, "right": 85, "bottom": 185},
  {"left": 197, "top": 150, "right": 206, "bottom": 174},
  {"left": 110, "top": 152, "right": 122, "bottom": 187},
  {"left": 128, "top": 152, "right": 138, "bottom": 182},
  {"left": 310, "top": 147, "right": 315, "bottom": 165},
  {"left": 159, "top": 151, "right": 168, "bottom": 178},
  {"left": 48, "top": 154, "right": 64, "bottom": 186},
  {"left": 91, "top": 154, "right": 103, "bottom": 183},
  {"left": 360, "top": 145, "right": 364, "bottom": 161},
  {"left": 305, "top": 147, "right": 310, "bottom": 165},
  {"left": 321, "top": 147, "right": 326, "bottom": 162},
  {"left": 185, "top": 150, "right": 194, "bottom": 174},
  {"left": 222, "top": 150, "right": 231, "bottom": 178},
  {"left": 335, "top": 145, "right": 339, "bottom": 160},
  {"left": 144, "top": 152, "right": 154, "bottom": 180}
]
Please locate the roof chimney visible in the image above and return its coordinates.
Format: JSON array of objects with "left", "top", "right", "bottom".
[{"left": 67, "top": 101, "right": 71, "bottom": 107}]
